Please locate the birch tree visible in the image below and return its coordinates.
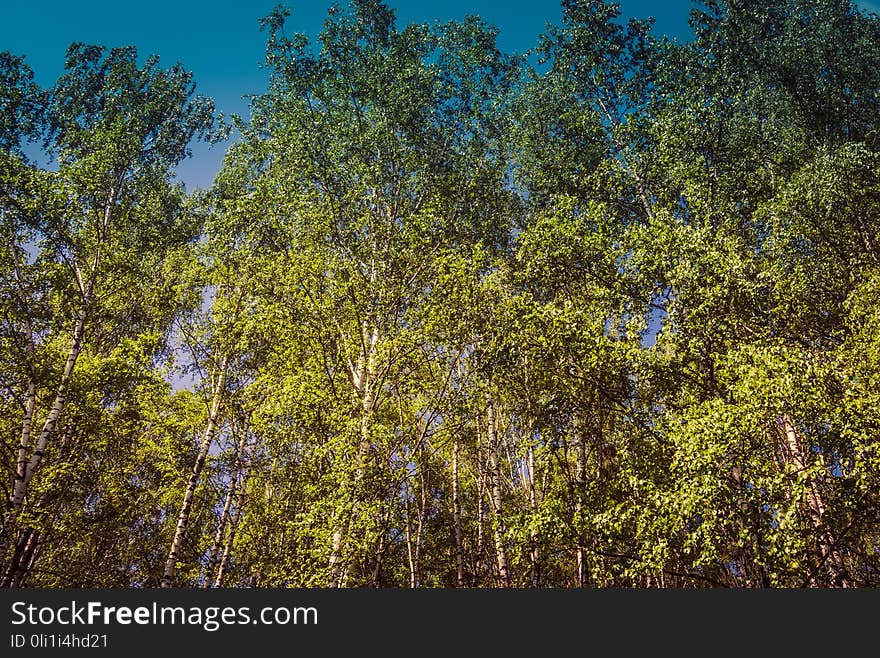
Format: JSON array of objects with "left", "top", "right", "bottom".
[{"left": 0, "top": 44, "right": 222, "bottom": 585}]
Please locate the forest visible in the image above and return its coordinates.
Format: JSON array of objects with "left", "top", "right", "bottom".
[{"left": 1, "top": 0, "right": 880, "bottom": 588}]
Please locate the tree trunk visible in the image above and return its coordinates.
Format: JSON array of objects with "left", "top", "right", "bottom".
[
  {"left": 327, "top": 526, "right": 347, "bottom": 587},
  {"left": 213, "top": 470, "right": 248, "bottom": 588},
  {"left": 2, "top": 186, "right": 115, "bottom": 559},
  {"left": 203, "top": 468, "right": 238, "bottom": 588},
  {"left": 5, "top": 240, "right": 37, "bottom": 549},
  {"left": 0, "top": 528, "right": 37, "bottom": 588},
  {"left": 17, "top": 528, "right": 40, "bottom": 588},
  {"left": 452, "top": 437, "right": 464, "bottom": 587},
  {"left": 575, "top": 423, "right": 587, "bottom": 588},
  {"left": 476, "top": 463, "right": 485, "bottom": 586},
  {"left": 410, "top": 458, "right": 427, "bottom": 588},
  {"left": 369, "top": 506, "right": 389, "bottom": 587},
  {"left": 329, "top": 320, "right": 379, "bottom": 587},
  {"left": 9, "top": 355, "right": 36, "bottom": 544},
  {"left": 2, "top": 312, "right": 86, "bottom": 579},
  {"left": 203, "top": 421, "right": 249, "bottom": 588},
  {"left": 5, "top": 310, "right": 85, "bottom": 531},
  {"left": 778, "top": 416, "right": 850, "bottom": 588},
  {"left": 2, "top": 375, "right": 35, "bottom": 569},
  {"left": 526, "top": 445, "right": 541, "bottom": 587},
  {"left": 404, "top": 483, "right": 417, "bottom": 588},
  {"left": 485, "top": 398, "right": 510, "bottom": 587},
  {"left": 161, "top": 354, "right": 229, "bottom": 588}
]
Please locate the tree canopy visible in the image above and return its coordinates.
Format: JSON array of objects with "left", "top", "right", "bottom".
[{"left": 2, "top": 0, "right": 879, "bottom": 588}]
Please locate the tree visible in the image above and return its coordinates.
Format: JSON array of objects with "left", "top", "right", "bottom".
[{"left": 0, "top": 43, "right": 223, "bottom": 586}]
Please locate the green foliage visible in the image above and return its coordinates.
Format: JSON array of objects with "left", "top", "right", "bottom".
[{"left": 3, "top": 0, "right": 880, "bottom": 588}]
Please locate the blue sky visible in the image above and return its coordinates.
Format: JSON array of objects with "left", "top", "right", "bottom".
[{"left": 2, "top": 0, "right": 695, "bottom": 189}]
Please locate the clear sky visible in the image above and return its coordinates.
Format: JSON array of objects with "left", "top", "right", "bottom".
[{"left": 3, "top": 0, "right": 696, "bottom": 190}]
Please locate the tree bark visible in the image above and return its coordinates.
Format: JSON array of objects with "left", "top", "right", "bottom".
[
  {"left": 1, "top": 528, "right": 37, "bottom": 588},
  {"left": 526, "top": 445, "right": 540, "bottom": 587},
  {"left": 778, "top": 415, "right": 850, "bottom": 588},
  {"left": 6, "top": 240, "right": 37, "bottom": 538},
  {"left": 161, "top": 354, "right": 229, "bottom": 588},
  {"left": 203, "top": 420, "right": 249, "bottom": 588},
  {"left": 452, "top": 437, "right": 465, "bottom": 587},
  {"left": 485, "top": 398, "right": 510, "bottom": 587},
  {"left": 409, "top": 457, "right": 427, "bottom": 588},
  {"left": 2, "top": 185, "right": 115, "bottom": 558},
  {"left": 575, "top": 422, "right": 588, "bottom": 588},
  {"left": 476, "top": 462, "right": 485, "bottom": 586},
  {"left": 213, "top": 470, "right": 248, "bottom": 588},
  {"left": 404, "top": 481, "right": 417, "bottom": 588},
  {"left": 6, "top": 311, "right": 85, "bottom": 523},
  {"left": 328, "top": 319, "right": 379, "bottom": 587},
  {"left": 2, "top": 311, "right": 86, "bottom": 576},
  {"left": 369, "top": 507, "right": 389, "bottom": 587}
]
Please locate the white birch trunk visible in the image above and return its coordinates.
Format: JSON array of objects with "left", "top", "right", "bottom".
[
  {"left": 161, "top": 355, "right": 229, "bottom": 587},
  {"left": 526, "top": 445, "right": 540, "bottom": 587},
  {"left": 213, "top": 468, "right": 248, "bottom": 588},
  {"left": 778, "top": 416, "right": 850, "bottom": 587},
  {"left": 3, "top": 185, "right": 115, "bottom": 551},
  {"left": 328, "top": 318, "right": 380, "bottom": 587},
  {"left": 6, "top": 309, "right": 86, "bottom": 528},
  {"left": 203, "top": 424, "right": 249, "bottom": 587},
  {"left": 575, "top": 425, "right": 587, "bottom": 588},
  {"left": 452, "top": 437, "right": 464, "bottom": 587},
  {"left": 485, "top": 398, "right": 510, "bottom": 587}
]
